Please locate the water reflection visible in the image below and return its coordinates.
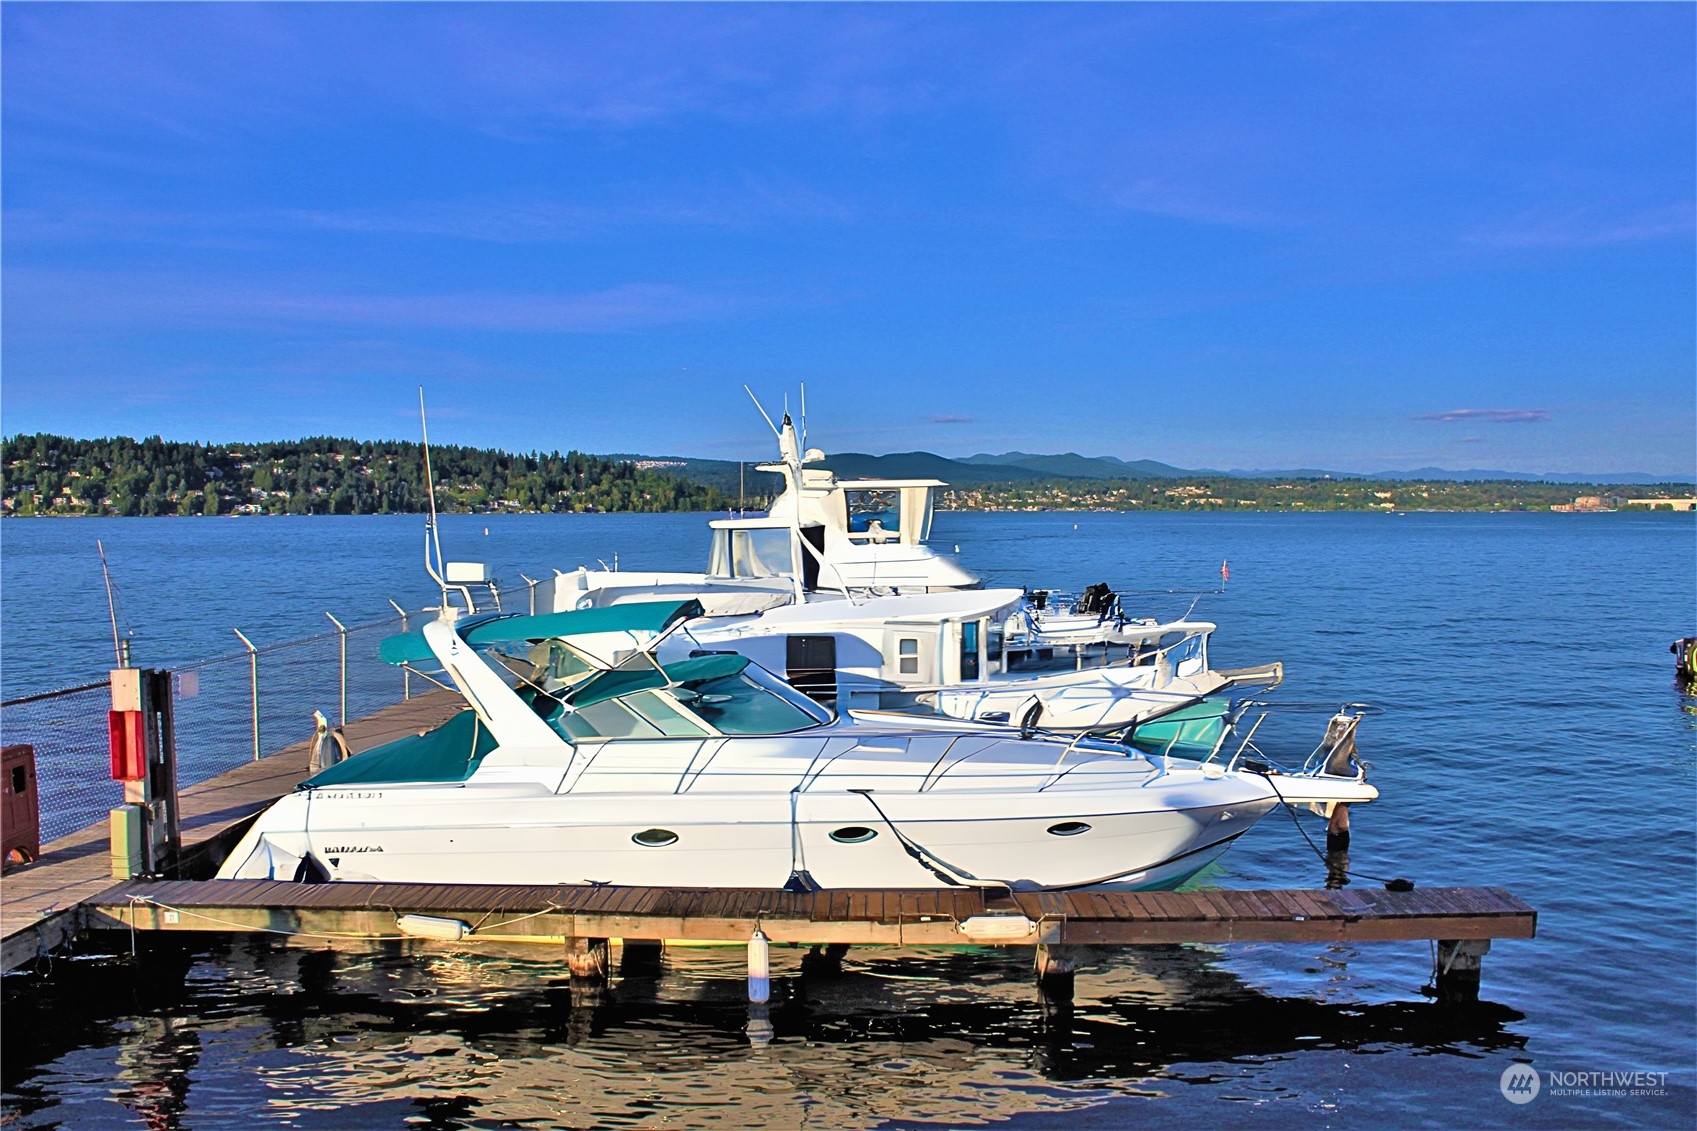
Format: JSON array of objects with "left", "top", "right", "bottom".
[{"left": 3, "top": 935, "right": 1527, "bottom": 1129}]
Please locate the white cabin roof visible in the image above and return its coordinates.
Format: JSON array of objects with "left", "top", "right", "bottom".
[{"left": 720, "top": 588, "right": 1027, "bottom": 628}]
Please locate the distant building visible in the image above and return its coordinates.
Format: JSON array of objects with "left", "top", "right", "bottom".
[
  {"left": 1624, "top": 497, "right": 1696, "bottom": 511},
  {"left": 1550, "top": 495, "right": 1616, "bottom": 513}
]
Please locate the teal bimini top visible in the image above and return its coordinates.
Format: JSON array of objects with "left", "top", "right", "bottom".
[
  {"left": 301, "top": 709, "right": 497, "bottom": 788},
  {"left": 377, "top": 599, "right": 705, "bottom": 666}
]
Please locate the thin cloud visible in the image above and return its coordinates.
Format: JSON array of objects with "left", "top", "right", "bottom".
[
  {"left": 929, "top": 415, "right": 974, "bottom": 424},
  {"left": 1415, "top": 408, "right": 1549, "bottom": 425},
  {"left": 5, "top": 269, "right": 738, "bottom": 333},
  {"left": 1469, "top": 203, "right": 1695, "bottom": 249}
]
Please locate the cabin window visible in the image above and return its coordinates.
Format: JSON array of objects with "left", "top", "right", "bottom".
[
  {"left": 708, "top": 527, "right": 793, "bottom": 579},
  {"left": 898, "top": 638, "right": 919, "bottom": 675},
  {"left": 829, "top": 826, "right": 878, "bottom": 844},
  {"left": 845, "top": 489, "right": 901, "bottom": 539},
  {"left": 1047, "top": 821, "right": 1091, "bottom": 837},
  {"left": 1166, "top": 633, "right": 1204, "bottom": 670},
  {"left": 632, "top": 828, "right": 679, "bottom": 847}
]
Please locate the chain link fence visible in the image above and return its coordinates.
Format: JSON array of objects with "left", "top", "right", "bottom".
[
  {"left": 2, "top": 613, "right": 419, "bottom": 847},
  {"left": 0, "top": 681, "right": 118, "bottom": 844}
]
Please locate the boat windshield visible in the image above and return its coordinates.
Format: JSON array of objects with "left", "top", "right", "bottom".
[
  {"left": 673, "top": 663, "right": 833, "bottom": 734},
  {"left": 554, "top": 652, "right": 831, "bottom": 739}
]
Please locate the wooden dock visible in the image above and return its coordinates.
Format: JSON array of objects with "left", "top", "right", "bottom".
[
  {"left": 87, "top": 878, "right": 1535, "bottom": 949},
  {"left": 3, "top": 687, "right": 1537, "bottom": 1003},
  {"left": 0, "top": 691, "right": 462, "bottom": 972}
]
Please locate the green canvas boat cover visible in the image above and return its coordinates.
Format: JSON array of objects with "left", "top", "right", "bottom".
[
  {"left": 569, "top": 653, "right": 750, "bottom": 708},
  {"left": 377, "top": 599, "right": 705, "bottom": 666},
  {"left": 301, "top": 709, "right": 497, "bottom": 787}
]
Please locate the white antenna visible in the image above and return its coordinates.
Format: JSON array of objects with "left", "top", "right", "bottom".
[
  {"left": 418, "top": 387, "right": 449, "bottom": 606},
  {"left": 97, "top": 540, "right": 127, "bottom": 667},
  {"left": 799, "top": 382, "right": 808, "bottom": 453},
  {"left": 744, "top": 385, "right": 780, "bottom": 437}
]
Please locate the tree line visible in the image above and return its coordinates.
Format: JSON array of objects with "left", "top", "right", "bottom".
[
  {"left": 942, "top": 477, "right": 1695, "bottom": 512},
  {"left": 0, "top": 434, "right": 732, "bottom": 516}
]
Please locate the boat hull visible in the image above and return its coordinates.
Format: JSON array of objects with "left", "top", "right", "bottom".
[{"left": 218, "top": 781, "right": 1279, "bottom": 893}]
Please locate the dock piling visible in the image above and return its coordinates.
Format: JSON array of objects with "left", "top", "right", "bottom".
[
  {"left": 564, "top": 936, "right": 610, "bottom": 984},
  {"left": 1035, "top": 944, "right": 1077, "bottom": 1009},
  {"left": 1435, "top": 938, "right": 1490, "bottom": 1003}
]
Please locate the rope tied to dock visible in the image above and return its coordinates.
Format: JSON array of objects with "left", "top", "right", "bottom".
[{"left": 1248, "top": 770, "right": 1414, "bottom": 892}]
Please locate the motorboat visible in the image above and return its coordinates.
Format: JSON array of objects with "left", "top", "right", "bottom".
[
  {"left": 670, "top": 587, "right": 1281, "bottom": 735},
  {"left": 216, "top": 602, "right": 1376, "bottom": 893},
  {"left": 524, "top": 407, "right": 977, "bottom": 617}
]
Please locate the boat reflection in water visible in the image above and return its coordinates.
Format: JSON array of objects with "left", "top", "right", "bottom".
[{"left": 6, "top": 935, "right": 1526, "bottom": 1130}]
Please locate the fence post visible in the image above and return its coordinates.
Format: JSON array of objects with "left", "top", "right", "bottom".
[
  {"left": 232, "top": 629, "right": 260, "bottom": 761},
  {"left": 389, "top": 600, "right": 412, "bottom": 701},
  {"left": 325, "top": 613, "right": 349, "bottom": 728}
]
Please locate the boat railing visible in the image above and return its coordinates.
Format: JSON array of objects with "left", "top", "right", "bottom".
[{"left": 1217, "top": 701, "right": 1380, "bottom": 776}]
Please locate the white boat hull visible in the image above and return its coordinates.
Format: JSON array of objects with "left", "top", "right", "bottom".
[{"left": 218, "top": 727, "right": 1314, "bottom": 892}]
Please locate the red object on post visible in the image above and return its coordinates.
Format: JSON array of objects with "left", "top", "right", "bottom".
[{"left": 108, "top": 709, "right": 147, "bottom": 782}]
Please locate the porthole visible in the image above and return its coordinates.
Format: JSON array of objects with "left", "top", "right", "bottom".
[
  {"left": 1047, "top": 821, "right": 1091, "bottom": 837},
  {"left": 631, "top": 828, "right": 679, "bottom": 848},
  {"left": 829, "top": 826, "right": 878, "bottom": 844}
]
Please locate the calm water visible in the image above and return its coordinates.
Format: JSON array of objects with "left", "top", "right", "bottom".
[{"left": 2, "top": 511, "right": 1694, "bottom": 1128}]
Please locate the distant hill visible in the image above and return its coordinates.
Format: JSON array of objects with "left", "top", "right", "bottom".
[
  {"left": 814, "top": 451, "right": 1049, "bottom": 485},
  {"left": 633, "top": 447, "right": 1682, "bottom": 488},
  {"left": 603, "top": 454, "right": 782, "bottom": 498},
  {"left": 964, "top": 451, "right": 1191, "bottom": 478}
]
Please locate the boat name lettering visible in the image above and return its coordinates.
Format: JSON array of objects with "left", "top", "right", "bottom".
[
  {"left": 323, "top": 792, "right": 384, "bottom": 800},
  {"left": 322, "top": 845, "right": 384, "bottom": 854}
]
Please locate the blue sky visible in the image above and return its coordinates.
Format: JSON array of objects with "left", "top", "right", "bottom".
[{"left": 3, "top": 3, "right": 1692, "bottom": 476}]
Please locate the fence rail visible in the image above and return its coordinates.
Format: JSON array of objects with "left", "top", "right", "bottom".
[{"left": 0, "top": 612, "right": 418, "bottom": 844}]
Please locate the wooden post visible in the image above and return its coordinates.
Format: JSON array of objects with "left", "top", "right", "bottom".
[
  {"left": 1326, "top": 802, "right": 1351, "bottom": 853},
  {"left": 1034, "top": 944, "right": 1077, "bottom": 1009},
  {"left": 1435, "top": 939, "right": 1489, "bottom": 1003},
  {"left": 564, "top": 937, "right": 609, "bottom": 983}
]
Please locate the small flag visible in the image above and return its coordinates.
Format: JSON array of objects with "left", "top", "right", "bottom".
[{"left": 1221, "top": 559, "right": 1230, "bottom": 584}]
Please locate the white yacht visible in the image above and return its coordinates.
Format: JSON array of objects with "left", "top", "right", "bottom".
[
  {"left": 671, "top": 588, "right": 1279, "bottom": 735},
  {"left": 527, "top": 409, "right": 977, "bottom": 617},
  {"left": 217, "top": 602, "right": 1376, "bottom": 893}
]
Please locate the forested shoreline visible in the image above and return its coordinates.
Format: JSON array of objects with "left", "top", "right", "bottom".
[
  {"left": 0, "top": 434, "right": 731, "bottom": 516},
  {"left": 2, "top": 433, "right": 1689, "bottom": 516}
]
